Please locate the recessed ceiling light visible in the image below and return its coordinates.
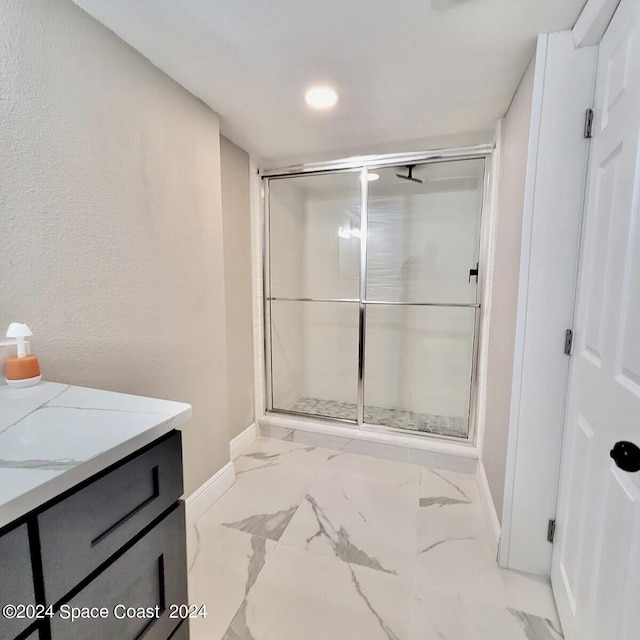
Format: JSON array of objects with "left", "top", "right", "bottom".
[{"left": 305, "top": 86, "right": 338, "bottom": 109}]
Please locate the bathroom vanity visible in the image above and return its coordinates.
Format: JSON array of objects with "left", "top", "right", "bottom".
[{"left": 0, "top": 382, "right": 192, "bottom": 640}]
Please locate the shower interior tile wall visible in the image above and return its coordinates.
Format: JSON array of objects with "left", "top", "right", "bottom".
[{"left": 268, "top": 174, "right": 480, "bottom": 430}]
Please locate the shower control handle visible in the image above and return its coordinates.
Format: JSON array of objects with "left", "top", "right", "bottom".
[{"left": 468, "top": 263, "right": 479, "bottom": 283}]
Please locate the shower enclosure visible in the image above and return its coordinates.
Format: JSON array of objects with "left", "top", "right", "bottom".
[{"left": 262, "top": 149, "right": 489, "bottom": 441}]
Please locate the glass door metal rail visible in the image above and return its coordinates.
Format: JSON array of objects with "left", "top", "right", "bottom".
[{"left": 262, "top": 146, "right": 492, "bottom": 442}]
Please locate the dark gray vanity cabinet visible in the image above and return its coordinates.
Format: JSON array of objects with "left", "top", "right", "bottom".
[
  {"left": 38, "top": 432, "right": 184, "bottom": 605},
  {"left": 169, "top": 621, "right": 189, "bottom": 639},
  {"left": 0, "top": 523, "right": 36, "bottom": 639},
  {"left": 50, "top": 502, "right": 187, "bottom": 640},
  {"left": 0, "top": 430, "right": 189, "bottom": 640}
]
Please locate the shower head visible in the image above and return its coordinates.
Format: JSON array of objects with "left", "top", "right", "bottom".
[{"left": 395, "top": 165, "right": 423, "bottom": 184}]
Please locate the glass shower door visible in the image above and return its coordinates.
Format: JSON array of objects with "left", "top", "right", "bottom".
[
  {"left": 363, "top": 159, "right": 484, "bottom": 437},
  {"left": 267, "top": 171, "right": 361, "bottom": 421}
]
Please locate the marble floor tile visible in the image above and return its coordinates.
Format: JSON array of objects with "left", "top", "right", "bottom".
[
  {"left": 261, "top": 425, "right": 354, "bottom": 452},
  {"left": 500, "top": 569, "right": 561, "bottom": 629},
  {"left": 420, "top": 467, "right": 480, "bottom": 504},
  {"left": 341, "top": 438, "right": 411, "bottom": 464},
  {"left": 279, "top": 453, "right": 421, "bottom": 579},
  {"left": 186, "top": 436, "right": 564, "bottom": 640},
  {"left": 417, "top": 468, "right": 487, "bottom": 553},
  {"left": 257, "top": 424, "right": 296, "bottom": 442},
  {"left": 203, "top": 438, "right": 331, "bottom": 541},
  {"left": 188, "top": 523, "right": 276, "bottom": 640},
  {"left": 415, "top": 468, "right": 505, "bottom": 606},
  {"left": 326, "top": 450, "right": 422, "bottom": 486},
  {"left": 413, "top": 535, "right": 506, "bottom": 608},
  {"left": 222, "top": 544, "right": 411, "bottom": 640},
  {"left": 409, "top": 592, "right": 563, "bottom": 640},
  {"left": 407, "top": 447, "right": 479, "bottom": 474}
]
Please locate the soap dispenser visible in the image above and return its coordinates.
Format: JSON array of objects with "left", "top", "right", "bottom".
[{"left": 5, "top": 323, "right": 42, "bottom": 388}]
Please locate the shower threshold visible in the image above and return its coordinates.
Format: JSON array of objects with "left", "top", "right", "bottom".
[{"left": 287, "top": 397, "right": 467, "bottom": 438}]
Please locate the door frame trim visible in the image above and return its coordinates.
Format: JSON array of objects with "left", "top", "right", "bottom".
[
  {"left": 572, "top": 0, "right": 621, "bottom": 47},
  {"left": 498, "top": 32, "right": 598, "bottom": 575},
  {"left": 498, "top": 34, "right": 549, "bottom": 571}
]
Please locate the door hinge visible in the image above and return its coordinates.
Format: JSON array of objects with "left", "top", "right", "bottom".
[
  {"left": 564, "top": 329, "right": 573, "bottom": 356},
  {"left": 584, "top": 108, "right": 594, "bottom": 139},
  {"left": 547, "top": 519, "right": 556, "bottom": 544}
]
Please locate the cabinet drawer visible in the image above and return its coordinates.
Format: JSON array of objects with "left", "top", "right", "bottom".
[
  {"left": 39, "top": 431, "right": 183, "bottom": 604},
  {"left": 50, "top": 501, "right": 188, "bottom": 640},
  {"left": 0, "top": 523, "right": 36, "bottom": 639}
]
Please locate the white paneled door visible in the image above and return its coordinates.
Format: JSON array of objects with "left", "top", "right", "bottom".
[{"left": 551, "top": 0, "right": 640, "bottom": 638}]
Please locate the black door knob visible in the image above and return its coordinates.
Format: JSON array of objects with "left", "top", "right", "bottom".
[{"left": 610, "top": 441, "right": 640, "bottom": 473}]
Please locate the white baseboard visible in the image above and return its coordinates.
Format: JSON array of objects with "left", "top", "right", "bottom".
[
  {"left": 185, "top": 461, "right": 235, "bottom": 528},
  {"left": 229, "top": 422, "right": 257, "bottom": 460},
  {"left": 477, "top": 461, "right": 501, "bottom": 556}
]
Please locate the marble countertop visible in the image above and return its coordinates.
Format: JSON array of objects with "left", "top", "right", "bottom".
[{"left": 0, "top": 381, "right": 192, "bottom": 531}]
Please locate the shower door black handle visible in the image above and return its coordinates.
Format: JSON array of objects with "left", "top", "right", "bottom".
[{"left": 468, "top": 263, "right": 479, "bottom": 283}]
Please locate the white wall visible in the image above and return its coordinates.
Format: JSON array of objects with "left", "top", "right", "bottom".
[
  {"left": 0, "top": 0, "right": 229, "bottom": 496},
  {"left": 220, "top": 136, "right": 255, "bottom": 440},
  {"left": 482, "top": 58, "right": 537, "bottom": 523}
]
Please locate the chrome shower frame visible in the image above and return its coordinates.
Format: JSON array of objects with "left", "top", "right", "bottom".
[{"left": 260, "top": 144, "right": 494, "bottom": 445}]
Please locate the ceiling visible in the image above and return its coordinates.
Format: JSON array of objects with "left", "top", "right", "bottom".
[{"left": 71, "top": 0, "right": 587, "bottom": 165}]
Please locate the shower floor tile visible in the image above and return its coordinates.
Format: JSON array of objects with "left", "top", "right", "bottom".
[
  {"left": 288, "top": 396, "right": 468, "bottom": 438},
  {"left": 188, "top": 437, "right": 562, "bottom": 640}
]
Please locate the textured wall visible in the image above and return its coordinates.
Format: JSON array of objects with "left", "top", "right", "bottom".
[
  {"left": 0, "top": 0, "right": 229, "bottom": 496},
  {"left": 220, "top": 136, "right": 255, "bottom": 440},
  {"left": 482, "top": 59, "right": 535, "bottom": 522}
]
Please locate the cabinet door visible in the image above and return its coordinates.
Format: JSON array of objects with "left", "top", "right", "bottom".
[
  {"left": 50, "top": 502, "right": 188, "bottom": 640},
  {"left": 39, "top": 431, "right": 183, "bottom": 604},
  {"left": 0, "top": 523, "right": 36, "bottom": 639},
  {"left": 169, "top": 621, "right": 189, "bottom": 640}
]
